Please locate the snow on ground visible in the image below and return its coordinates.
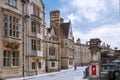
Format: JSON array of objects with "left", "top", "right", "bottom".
[{"left": 7, "top": 66, "right": 87, "bottom": 80}]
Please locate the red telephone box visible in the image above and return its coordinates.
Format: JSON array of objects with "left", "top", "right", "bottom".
[{"left": 91, "top": 65, "right": 96, "bottom": 75}]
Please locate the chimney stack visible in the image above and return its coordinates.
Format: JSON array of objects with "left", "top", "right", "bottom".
[{"left": 50, "top": 10, "right": 60, "bottom": 27}]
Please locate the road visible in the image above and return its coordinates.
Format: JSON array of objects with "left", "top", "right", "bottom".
[{"left": 7, "top": 66, "right": 87, "bottom": 80}]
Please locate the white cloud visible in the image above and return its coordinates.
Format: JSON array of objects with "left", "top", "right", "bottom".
[
  {"left": 73, "top": 24, "right": 120, "bottom": 49},
  {"left": 60, "top": 0, "right": 107, "bottom": 22},
  {"left": 58, "top": 0, "right": 120, "bottom": 49},
  {"left": 67, "top": 13, "right": 82, "bottom": 23}
]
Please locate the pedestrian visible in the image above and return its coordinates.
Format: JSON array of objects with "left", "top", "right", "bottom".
[{"left": 74, "top": 64, "right": 77, "bottom": 70}]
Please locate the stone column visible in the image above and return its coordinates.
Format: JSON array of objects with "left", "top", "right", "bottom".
[{"left": 88, "top": 38, "right": 101, "bottom": 80}]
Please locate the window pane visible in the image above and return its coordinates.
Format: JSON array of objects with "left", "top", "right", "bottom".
[
  {"left": 10, "top": 16, "right": 12, "bottom": 21},
  {"left": 13, "top": 25, "right": 15, "bottom": 30},
  {"left": 3, "top": 58, "right": 6, "bottom": 66},
  {"left": 4, "top": 22, "right": 8, "bottom": 28},
  {"left": 8, "top": 51, "right": 11, "bottom": 57},
  {"left": 13, "top": 17, "right": 15, "bottom": 22},
  {"left": 4, "top": 29, "right": 8, "bottom": 36},
  {"left": 52, "top": 62, "right": 55, "bottom": 67},
  {"left": 8, "top": 58, "right": 11, "bottom": 66},
  {"left": 6, "top": 0, "right": 9, "bottom": 3},
  {"left": 4, "top": 51, "right": 7, "bottom": 57},
  {"left": 16, "top": 31, "right": 19, "bottom": 38},
  {"left": 33, "top": 6, "right": 36, "bottom": 15},
  {"left": 4, "top": 15, "right": 8, "bottom": 20},
  {"left": 13, "top": 51, "right": 15, "bottom": 57},
  {"left": 34, "top": 23, "right": 36, "bottom": 32},
  {"left": 13, "top": 31, "right": 15, "bottom": 37},
  {"left": 10, "top": 23, "right": 12, "bottom": 29},
  {"left": 10, "top": 0, "right": 13, "bottom": 5},
  {"left": 13, "top": 0, "right": 16, "bottom": 7},
  {"left": 3, "top": 50, "right": 11, "bottom": 66},
  {"left": 32, "top": 62, "right": 35, "bottom": 69},
  {"left": 16, "top": 25, "right": 18, "bottom": 30},
  {"left": 10, "top": 30, "right": 12, "bottom": 36}
]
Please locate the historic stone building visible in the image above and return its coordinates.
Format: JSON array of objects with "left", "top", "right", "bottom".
[
  {"left": 74, "top": 38, "right": 91, "bottom": 66},
  {"left": 47, "top": 10, "right": 74, "bottom": 70},
  {"left": 74, "top": 39, "right": 81, "bottom": 66},
  {"left": 0, "top": 0, "right": 22, "bottom": 78},
  {"left": 0, "top": 0, "right": 46, "bottom": 78},
  {"left": 23, "top": 0, "right": 46, "bottom": 76},
  {"left": 46, "top": 26, "right": 62, "bottom": 72}
]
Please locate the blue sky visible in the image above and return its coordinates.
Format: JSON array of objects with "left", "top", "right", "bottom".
[{"left": 43, "top": 0, "right": 120, "bottom": 49}]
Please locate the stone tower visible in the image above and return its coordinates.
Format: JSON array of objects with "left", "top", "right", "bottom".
[{"left": 88, "top": 38, "right": 101, "bottom": 80}]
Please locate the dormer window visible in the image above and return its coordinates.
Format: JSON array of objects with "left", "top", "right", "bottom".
[{"left": 6, "top": 0, "right": 17, "bottom": 7}]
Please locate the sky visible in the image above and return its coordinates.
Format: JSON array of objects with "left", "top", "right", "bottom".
[{"left": 43, "top": 0, "right": 120, "bottom": 49}]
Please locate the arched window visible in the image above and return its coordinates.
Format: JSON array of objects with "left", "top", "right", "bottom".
[{"left": 49, "top": 47, "right": 55, "bottom": 55}]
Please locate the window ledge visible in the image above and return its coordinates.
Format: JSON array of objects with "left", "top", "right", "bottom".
[
  {"left": 5, "top": 3, "right": 18, "bottom": 9},
  {"left": 2, "top": 66, "right": 20, "bottom": 69}
]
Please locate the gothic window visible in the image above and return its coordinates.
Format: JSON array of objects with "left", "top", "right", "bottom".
[
  {"left": 49, "top": 47, "right": 55, "bottom": 55},
  {"left": 31, "top": 39, "right": 36, "bottom": 50},
  {"left": 31, "top": 22, "right": 36, "bottom": 32},
  {"left": 3, "top": 50, "right": 19, "bottom": 67},
  {"left": 13, "top": 51, "right": 19, "bottom": 66},
  {"left": 38, "top": 62, "right": 41, "bottom": 69},
  {"left": 3, "top": 50, "right": 11, "bottom": 66},
  {"left": 4, "top": 15, "right": 19, "bottom": 38},
  {"left": 51, "top": 62, "right": 55, "bottom": 67},
  {"left": 31, "top": 21, "right": 41, "bottom": 34},
  {"left": 6, "top": 0, "right": 17, "bottom": 7},
  {"left": 32, "top": 62, "right": 36, "bottom": 69},
  {"left": 4, "top": 22, "right": 8, "bottom": 36}
]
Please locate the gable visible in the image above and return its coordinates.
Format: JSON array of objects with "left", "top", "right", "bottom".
[
  {"left": 68, "top": 23, "right": 73, "bottom": 40},
  {"left": 60, "top": 22, "right": 73, "bottom": 40}
]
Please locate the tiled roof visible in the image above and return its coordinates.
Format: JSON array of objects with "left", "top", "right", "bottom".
[{"left": 60, "top": 22, "right": 70, "bottom": 38}]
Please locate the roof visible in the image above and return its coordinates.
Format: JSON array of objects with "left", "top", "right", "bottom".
[
  {"left": 49, "top": 23, "right": 65, "bottom": 38},
  {"left": 60, "top": 22, "right": 70, "bottom": 38},
  {"left": 53, "top": 25, "right": 64, "bottom": 38}
]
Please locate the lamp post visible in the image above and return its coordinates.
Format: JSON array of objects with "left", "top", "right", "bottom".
[{"left": 21, "top": 0, "right": 27, "bottom": 77}]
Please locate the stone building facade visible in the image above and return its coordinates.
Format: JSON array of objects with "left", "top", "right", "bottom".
[
  {"left": 0, "top": 0, "right": 46, "bottom": 78},
  {"left": 46, "top": 27, "right": 62, "bottom": 72},
  {"left": 74, "top": 39, "right": 91, "bottom": 66},
  {"left": 0, "top": 0, "right": 23, "bottom": 78},
  {"left": 23, "top": 0, "right": 46, "bottom": 76}
]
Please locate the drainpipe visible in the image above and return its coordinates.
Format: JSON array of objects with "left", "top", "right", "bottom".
[
  {"left": 21, "top": 0, "right": 27, "bottom": 77},
  {"left": 27, "top": 1, "right": 30, "bottom": 76}
]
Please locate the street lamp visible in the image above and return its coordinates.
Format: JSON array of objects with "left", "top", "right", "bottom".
[{"left": 21, "top": 0, "right": 27, "bottom": 77}]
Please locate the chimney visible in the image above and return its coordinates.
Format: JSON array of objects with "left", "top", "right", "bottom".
[
  {"left": 60, "top": 18, "right": 64, "bottom": 24},
  {"left": 50, "top": 10, "right": 60, "bottom": 27}
]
